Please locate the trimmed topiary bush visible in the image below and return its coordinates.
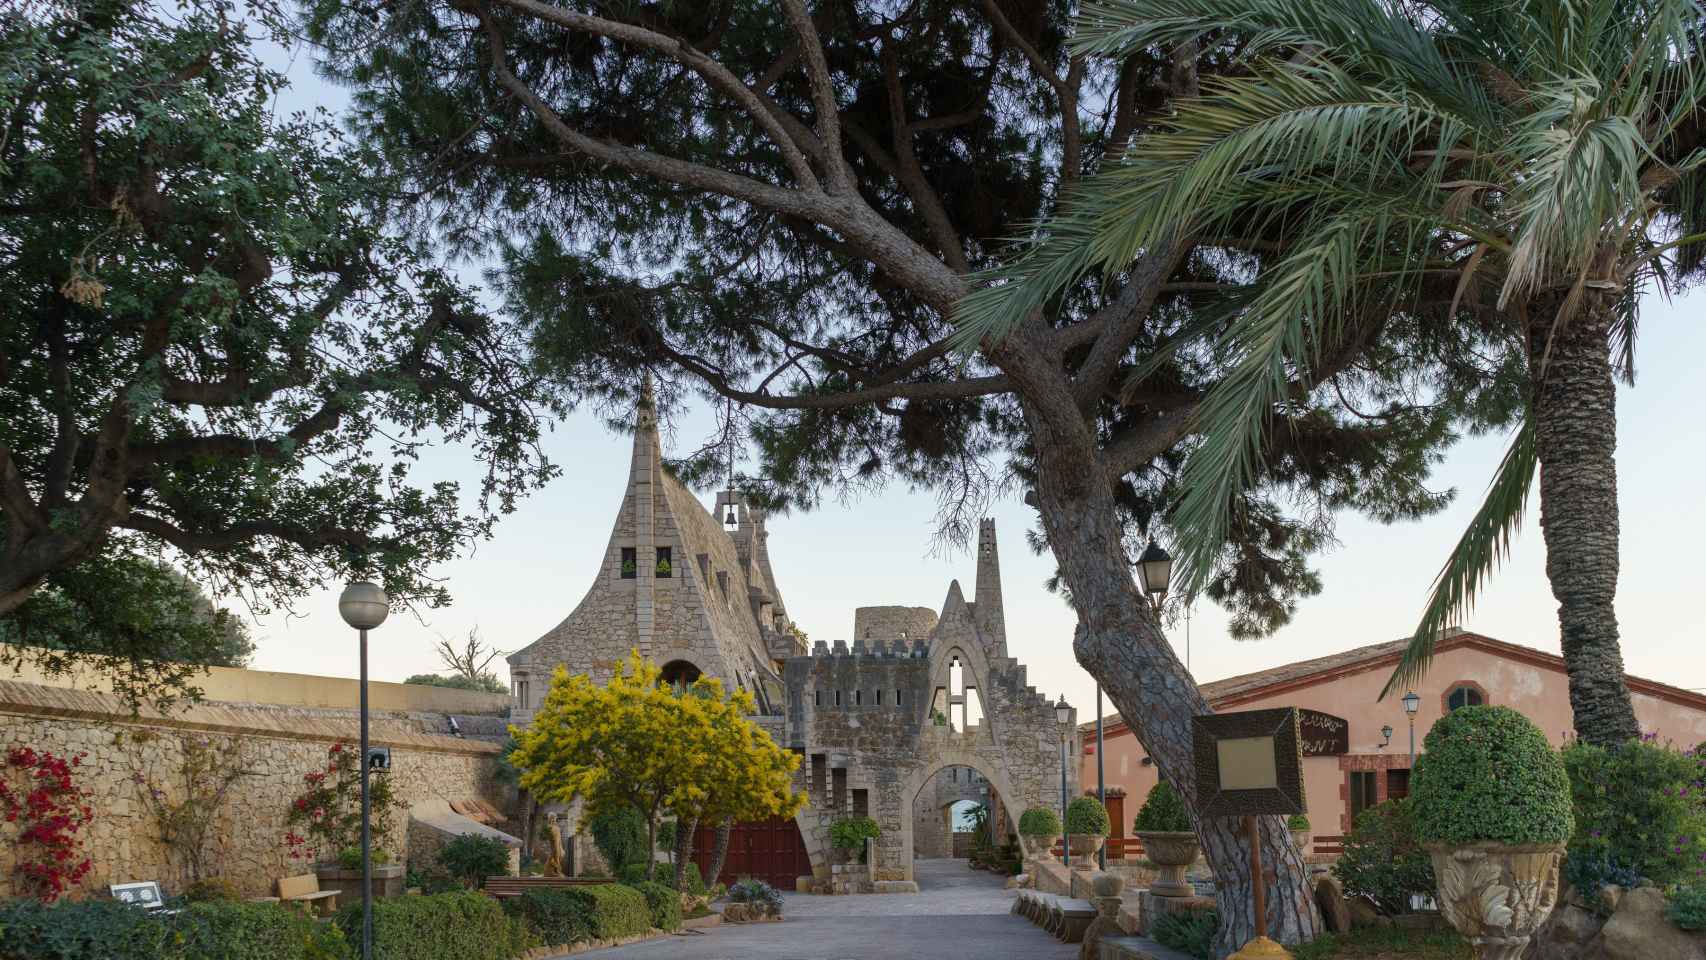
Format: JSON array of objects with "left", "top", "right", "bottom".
[
  {"left": 1332, "top": 799, "right": 1435, "bottom": 916},
  {"left": 181, "top": 878, "right": 243, "bottom": 903},
  {"left": 1410, "top": 706, "right": 1573, "bottom": 846},
  {"left": 1018, "top": 806, "right": 1062, "bottom": 837},
  {"left": 674, "top": 861, "right": 707, "bottom": 895},
  {"left": 501, "top": 888, "right": 593, "bottom": 946},
  {"left": 633, "top": 880, "right": 682, "bottom": 931},
  {"left": 1132, "top": 781, "right": 1191, "bottom": 833},
  {"left": 573, "top": 885, "right": 652, "bottom": 940},
  {"left": 1286, "top": 814, "right": 1310, "bottom": 831},
  {"left": 337, "top": 889, "right": 533, "bottom": 960},
  {"left": 1065, "top": 796, "right": 1110, "bottom": 837}
]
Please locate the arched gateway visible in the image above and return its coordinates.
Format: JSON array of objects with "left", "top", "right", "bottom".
[{"left": 506, "top": 385, "right": 1076, "bottom": 886}]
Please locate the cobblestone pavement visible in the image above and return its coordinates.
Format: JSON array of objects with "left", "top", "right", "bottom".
[{"left": 565, "top": 859, "right": 1080, "bottom": 959}]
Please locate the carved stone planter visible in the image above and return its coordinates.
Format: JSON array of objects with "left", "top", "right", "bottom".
[
  {"left": 1134, "top": 831, "right": 1199, "bottom": 897},
  {"left": 1290, "top": 829, "right": 1311, "bottom": 855},
  {"left": 1019, "top": 834, "right": 1058, "bottom": 862},
  {"left": 1425, "top": 842, "right": 1564, "bottom": 960},
  {"left": 1069, "top": 834, "right": 1105, "bottom": 868},
  {"left": 314, "top": 862, "right": 406, "bottom": 901}
]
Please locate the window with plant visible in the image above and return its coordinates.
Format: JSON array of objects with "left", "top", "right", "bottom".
[{"left": 829, "top": 816, "right": 881, "bottom": 861}]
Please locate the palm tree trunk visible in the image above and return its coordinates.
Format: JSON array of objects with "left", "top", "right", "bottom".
[
  {"left": 673, "top": 815, "right": 699, "bottom": 890},
  {"left": 705, "top": 817, "right": 734, "bottom": 888},
  {"left": 1529, "top": 297, "right": 1641, "bottom": 746}
]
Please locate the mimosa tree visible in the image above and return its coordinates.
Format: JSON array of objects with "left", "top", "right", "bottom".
[{"left": 510, "top": 652, "right": 801, "bottom": 882}]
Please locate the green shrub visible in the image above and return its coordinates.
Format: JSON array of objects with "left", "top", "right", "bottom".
[
  {"left": 675, "top": 861, "right": 707, "bottom": 895},
  {"left": 633, "top": 881, "right": 682, "bottom": 931},
  {"left": 182, "top": 878, "right": 242, "bottom": 903},
  {"left": 1286, "top": 814, "right": 1311, "bottom": 831},
  {"left": 337, "top": 890, "right": 533, "bottom": 960},
  {"left": 1668, "top": 885, "right": 1706, "bottom": 931},
  {"left": 1411, "top": 706, "right": 1573, "bottom": 846},
  {"left": 437, "top": 834, "right": 513, "bottom": 888},
  {"left": 573, "top": 884, "right": 652, "bottom": 939},
  {"left": 1150, "top": 909, "right": 1216, "bottom": 960},
  {"left": 1065, "top": 796, "right": 1110, "bottom": 837},
  {"left": 1332, "top": 799, "right": 1436, "bottom": 916},
  {"left": 655, "top": 820, "right": 677, "bottom": 852},
  {"left": 728, "top": 878, "right": 784, "bottom": 916},
  {"left": 336, "top": 845, "right": 393, "bottom": 869},
  {"left": 1562, "top": 850, "right": 1642, "bottom": 908},
  {"left": 587, "top": 806, "right": 648, "bottom": 876},
  {"left": 1132, "top": 781, "right": 1191, "bottom": 833},
  {"left": 1018, "top": 806, "right": 1062, "bottom": 837},
  {"left": 0, "top": 899, "right": 346, "bottom": 960},
  {"left": 501, "top": 888, "right": 592, "bottom": 946},
  {"left": 829, "top": 816, "right": 881, "bottom": 859},
  {"left": 1563, "top": 738, "right": 1706, "bottom": 887},
  {"left": 177, "top": 901, "right": 349, "bottom": 960},
  {"left": 616, "top": 862, "right": 650, "bottom": 885}
]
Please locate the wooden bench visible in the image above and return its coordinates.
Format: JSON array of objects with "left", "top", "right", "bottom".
[
  {"left": 277, "top": 874, "right": 339, "bottom": 916},
  {"left": 483, "top": 876, "right": 606, "bottom": 898}
]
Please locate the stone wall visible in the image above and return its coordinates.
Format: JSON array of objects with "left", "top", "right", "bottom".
[
  {"left": 0, "top": 679, "right": 504, "bottom": 900},
  {"left": 853, "top": 607, "right": 938, "bottom": 646}
]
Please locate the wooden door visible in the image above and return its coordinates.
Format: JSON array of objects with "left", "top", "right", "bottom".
[{"left": 690, "top": 816, "right": 812, "bottom": 890}]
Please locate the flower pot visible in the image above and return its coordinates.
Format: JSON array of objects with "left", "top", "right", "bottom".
[
  {"left": 1069, "top": 834, "right": 1104, "bottom": 868},
  {"left": 1290, "top": 829, "right": 1311, "bottom": 855},
  {"left": 1424, "top": 842, "right": 1564, "bottom": 960},
  {"left": 1134, "top": 831, "right": 1199, "bottom": 897}
]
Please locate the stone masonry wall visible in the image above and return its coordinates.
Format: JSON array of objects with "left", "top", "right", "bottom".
[{"left": 0, "top": 680, "right": 503, "bottom": 900}]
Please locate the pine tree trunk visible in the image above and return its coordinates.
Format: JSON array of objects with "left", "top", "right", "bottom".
[
  {"left": 1001, "top": 341, "right": 1319, "bottom": 954},
  {"left": 1529, "top": 297, "right": 1641, "bottom": 746},
  {"left": 673, "top": 816, "right": 699, "bottom": 890},
  {"left": 705, "top": 818, "right": 734, "bottom": 889}
]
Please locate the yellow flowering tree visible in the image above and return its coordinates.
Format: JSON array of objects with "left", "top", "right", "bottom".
[
  {"left": 510, "top": 651, "right": 801, "bottom": 882},
  {"left": 667, "top": 676, "right": 805, "bottom": 889}
]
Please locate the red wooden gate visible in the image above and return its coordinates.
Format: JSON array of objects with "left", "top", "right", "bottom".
[{"left": 689, "top": 816, "right": 812, "bottom": 890}]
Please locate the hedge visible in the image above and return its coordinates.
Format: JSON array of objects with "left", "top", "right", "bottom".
[
  {"left": 501, "top": 884, "right": 652, "bottom": 946},
  {"left": 0, "top": 899, "right": 345, "bottom": 960},
  {"left": 1411, "top": 706, "right": 1573, "bottom": 846},
  {"left": 633, "top": 881, "right": 682, "bottom": 932},
  {"left": 571, "top": 885, "right": 652, "bottom": 940},
  {"left": 336, "top": 890, "right": 533, "bottom": 960}
]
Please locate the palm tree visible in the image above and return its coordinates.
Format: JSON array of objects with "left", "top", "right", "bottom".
[{"left": 959, "top": 0, "right": 1705, "bottom": 745}]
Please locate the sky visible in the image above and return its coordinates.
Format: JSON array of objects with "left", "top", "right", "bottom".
[{"left": 239, "top": 30, "right": 1706, "bottom": 717}]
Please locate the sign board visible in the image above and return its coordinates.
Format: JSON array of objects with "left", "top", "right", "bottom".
[
  {"left": 1298, "top": 709, "right": 1350, "bottom": 757},
  {"left": 1191, "top": 708, "right": 1306, "bottom": 819}
]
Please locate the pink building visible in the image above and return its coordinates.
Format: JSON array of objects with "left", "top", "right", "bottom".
[{"left": 1080, "top": 630, "right": 1706, "bottom": 857}]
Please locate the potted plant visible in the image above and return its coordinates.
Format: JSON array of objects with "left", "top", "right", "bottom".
[
  {"left": 1132, "top": 780, "right": 1198, "bottom": 897},
  {"left": 829, "top": 816, "right": 880, "bottom": 865},
  {"left": 1411, "top": 706, "right": 1572, "bottom": 960},
  {"left": 283, "top": 742, "right": 408, "bottom": 898},
  {"left": 1064, "top": 796, "right": 1109, "bottom": 868},
  {"left": 1287, "top": 814, "right": 1312, "bottom": 855},
  {"left": 1017, "top": 806, "right": 1062, "bottom": 862}
]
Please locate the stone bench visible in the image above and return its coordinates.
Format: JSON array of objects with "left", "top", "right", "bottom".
[{"left": 1014, "top": 890, "right": 1057, "bottom": 924}]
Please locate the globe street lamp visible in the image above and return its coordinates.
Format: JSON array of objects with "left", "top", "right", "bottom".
[
  {"left": 1055, "top": 695, "right": 1072, "bottom": 866},
  {"left": 339, "top": 581, "right": 388, "bottom": 960},
  {"left": 1402, "top": 690, "right": 1421, "bottom": 766}
]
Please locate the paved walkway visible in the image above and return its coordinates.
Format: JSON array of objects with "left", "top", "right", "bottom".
[{"left": 566, "top": 858, "right": 1079, "bottom": 959}]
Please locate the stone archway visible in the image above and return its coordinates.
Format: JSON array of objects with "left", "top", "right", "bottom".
[{"left": 898, "top": 751, "right": 1024, "bottom": 881}]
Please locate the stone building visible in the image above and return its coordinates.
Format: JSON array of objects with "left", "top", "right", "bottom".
[{"left": 506, "top": 385, "right": 1077, "bottom": 888}]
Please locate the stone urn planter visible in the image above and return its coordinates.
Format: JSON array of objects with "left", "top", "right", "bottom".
[
  {"left": 1068, "top": 834, "right": 1104, "bottom": 868},
  {"left": 1018, "top": 833, "right": 1058, "bottom": 862},
  {"left": 1426, "top": 842, "right": 1564, "bottom": 960},
  {"left": 1134, "top": 831, "right": 1199, "bottom": 897},
  {"left": 1290, "top": 828, "right": 1311, "bottom": 855},
  {"left": 314, "top": 862, "right": 406, "bottom": 900}
]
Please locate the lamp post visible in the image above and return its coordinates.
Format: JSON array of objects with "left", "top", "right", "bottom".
[
  {"left": 1402, "top": 690, "right": 1421, "bottom": 766},
  {"left": 339, "top": 582, "right": 389, "bottom": 960},
  {"left": 1055, "top": 695, "right": 1071, "bottom": 866},
  {"left": 1095, "top": 684, "right": 1105, "bottom": 869}
]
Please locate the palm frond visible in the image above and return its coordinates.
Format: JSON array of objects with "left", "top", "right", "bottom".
[{"left": 1382, "top": 420, "right": 1536, "bottom": 698}]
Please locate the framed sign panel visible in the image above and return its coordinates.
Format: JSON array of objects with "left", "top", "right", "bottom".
[{"left": 1191, "top": 708, "right": 1306, "bottom": 819}]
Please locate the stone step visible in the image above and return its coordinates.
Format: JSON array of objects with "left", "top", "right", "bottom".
[{"left": 1099, "top": 935, "right": 1198, "bottom": 960}]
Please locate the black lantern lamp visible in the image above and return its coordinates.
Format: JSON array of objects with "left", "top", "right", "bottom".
[{"left": 1137, "top": 540, "right": 1173, "bottom": 612}]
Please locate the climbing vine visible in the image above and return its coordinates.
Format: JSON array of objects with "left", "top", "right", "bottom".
[
  {"left": 0, "top": 746, "right": 95, "bottom": 901},
  {"left": 128, "top": 732, "right": 252, "bottom": 884}
]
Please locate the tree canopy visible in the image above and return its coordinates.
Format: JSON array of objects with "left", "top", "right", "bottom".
[
  {"left": 0, "top": 0, "right": 560, "bottom": 703},
  {"left": 509, "top": 652, "right": 801, "bottom": 880}
]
